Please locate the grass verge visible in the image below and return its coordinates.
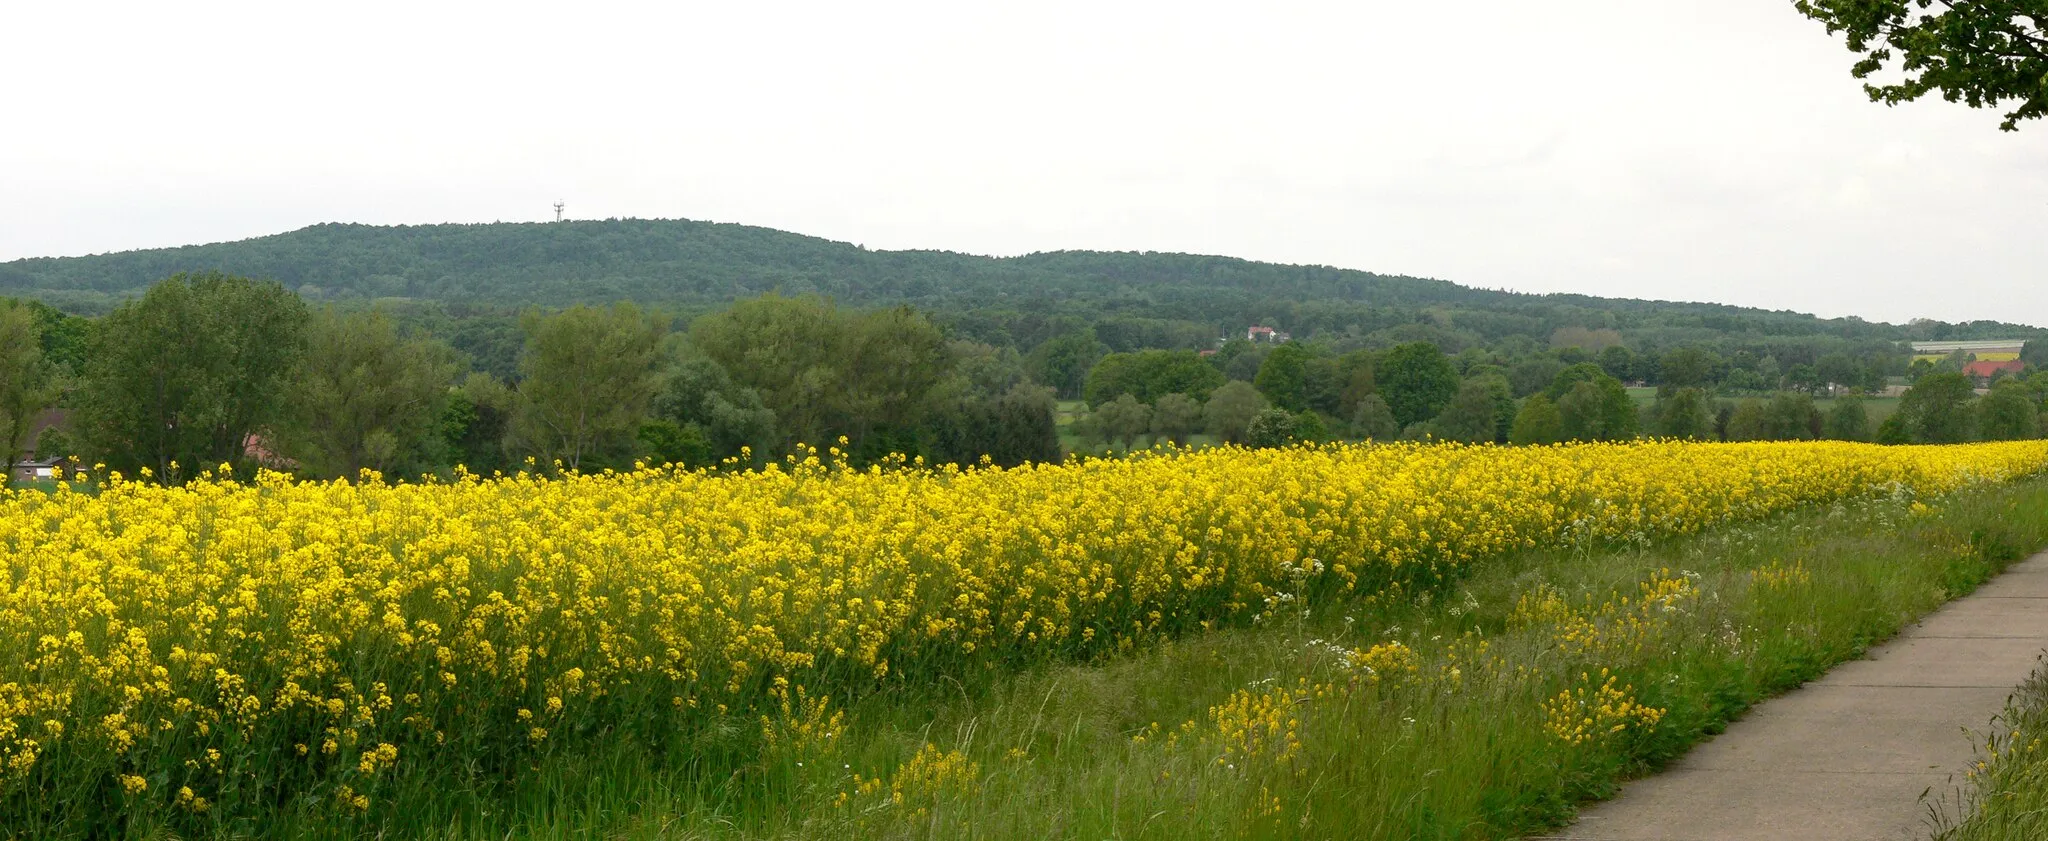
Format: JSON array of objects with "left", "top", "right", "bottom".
[
  {"left": 203, "top": 475, "right": 2048, "bottom": 841},
  {"left": 1931, "top": 659, "right": 2048, "bottom": 840}
]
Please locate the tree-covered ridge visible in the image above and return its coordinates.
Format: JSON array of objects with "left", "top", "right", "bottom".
[{"left": 2, "top": 219, "right": 2038, "bottom": 348}]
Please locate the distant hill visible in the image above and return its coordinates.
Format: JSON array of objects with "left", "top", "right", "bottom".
[{"left": 2, "top": 218, "right": 2039, "bottom": 350}]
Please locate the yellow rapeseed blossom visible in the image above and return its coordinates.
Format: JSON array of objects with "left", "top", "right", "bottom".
[{"left": 0, "top": 439, "right": 2043, "bottom": 819}]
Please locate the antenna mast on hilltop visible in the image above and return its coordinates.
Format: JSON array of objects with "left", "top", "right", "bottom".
[{"left": 552, "top": 201, "right": 566, "bottom": 222}]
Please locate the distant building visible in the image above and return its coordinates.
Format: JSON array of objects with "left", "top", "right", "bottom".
[
  {"left": 9, "top": 457, "right": 65, "bottom": 485},
  {"left": 1963, "top": 359, "right": 2025, "bottom": 382},
  {"left": 1247, "top": 325, "right": 1292, "bottom": 343}
]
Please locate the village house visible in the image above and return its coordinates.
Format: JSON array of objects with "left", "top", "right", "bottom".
[{"left": 1963, "top": 359, "right": 2026, "bottom": 384}]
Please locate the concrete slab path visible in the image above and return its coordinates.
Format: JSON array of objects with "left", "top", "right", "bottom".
[{"left": 1535, "top": 552, "right": 2048, "bottom": 841}]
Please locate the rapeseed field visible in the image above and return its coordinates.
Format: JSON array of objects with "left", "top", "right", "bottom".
[{"left": 3, "top": 440, "right": 2047, "bottom": 834}]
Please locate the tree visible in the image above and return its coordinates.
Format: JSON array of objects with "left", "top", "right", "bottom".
[
  {"left": 1434, "top": 378, "right": 1509, "bottom": 444},
  {"left": 1656, "top": 347, "right": 1717, "bottom": 395},
  {"left": 0, "top": 302, "right": 55, "bottom": 486},
  {"left": 1024, "top": 332, "right": 1106, "bottom": 399},
  {"left": 514, "top": 303, "right": 667, "bottom": 470},
  {"left": 1351, "top": 394, "right": 1400, "bottom": 441},
  {"left": 1795, "top": 0, "right": 2048, "bottom": 131},
  {"left": 1597, "top": 345, "right": 1639, "bottom": 383},
  {"left": 1825, "top": 397, "right": 1872, "bottom": 441},
  {"left": 442, "top": 373, "right": 516, "bottom": 474},
  {"left": 1557, "top": 375, "right": 1639, "bottom": 442},
  {"left": 1784, "top": 364, "right": 1822, "bottom": 395},
  {"left": 1377, "top": 342, "right": 1460, "bottom": 428},
  {"left": 1244, "top": 408, "right": 1298, "bottom": 448},
  {"left": 76, "top": 272, "right": 308, "bottom": 480},
  {"left": 1898, "top": 371, "right": 1978, "bottom": 443},
  {"left": 1510, "top": 394, "right": 1565, "bottom": 445},
  {"left": 1253, "top": 343, "right": 1312, "bottom": 411},
  {"left": 1509, "top": 357, "right": 1565, "bottom": 398},
  {"left": 636, "top": 419, "right": 713, "bottom": 468},
  {"left": 1204, "top": 381, "right": 1268, "bottom": 445},
  {"left": 1817, "top": 352, "right": 1862, "bottom": 394},
  {"left": 1094, "top": 394, "right": 1153, "bottom": 451},
  {"left": 1293, "top": 410, "right": 1330, "bottom": 443},
  {"left": 1762, "top": 392, "right": 1821, "bottom": 440},
  {"left": 1724, "top": 399, "right": 1770, "bottom": 442},
  {"left": 649, "top": 351, "right": 778, "bottom": 464},
  {"left": 1150, "top": 392, "right": 1205, "bottom": 445},
  {"left": 1653, "top": 388, "right": 1714, "bottom": 440},
  {"left": 691, "top": 296, "right": 951, "bottom": 458},
  {"left": 924, "top": 383, "right": 1061, "bottom": 467},
  {"left": 1979, "top": 381, "right": 2042, "bottom": 440},
  {"left": 1083, "top": 350, "right": 1225, "bottom": 407},
  {"left": 285, "top": 308, "right": 460, "bottom": 479}
]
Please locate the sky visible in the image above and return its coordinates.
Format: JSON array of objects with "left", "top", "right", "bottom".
[{"left": 3, "top": 0, "right": 2044, "bottom": 326}]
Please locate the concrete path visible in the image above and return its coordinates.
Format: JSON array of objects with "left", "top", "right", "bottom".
[{"left": 1536, "top": 552, "right": 2048, "bottom": 841}]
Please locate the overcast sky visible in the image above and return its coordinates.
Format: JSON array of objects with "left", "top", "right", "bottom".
[{"left": 4, "top": 0, "right": 2043, "bottom": 326}]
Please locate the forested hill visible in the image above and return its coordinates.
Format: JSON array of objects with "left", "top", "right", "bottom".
[
  {"left": 1, "top": 218, "right": 2038, "bottom": 348},
  {"left": 0, "top": 219, "right": 1471, "bottom": 311}
]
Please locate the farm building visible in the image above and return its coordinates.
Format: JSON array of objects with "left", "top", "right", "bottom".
[{"left": 1963, "top": 359, "right": 2026, "bottom": 382}]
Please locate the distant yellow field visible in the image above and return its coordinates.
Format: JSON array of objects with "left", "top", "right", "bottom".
[{"left": 1917, "top": 351, "right": 2022, "bottom": 363}]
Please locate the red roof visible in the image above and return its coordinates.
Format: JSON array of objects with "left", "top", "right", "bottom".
[{"left": 1964, "top": 360, "right": 2025, "bottom": 378}]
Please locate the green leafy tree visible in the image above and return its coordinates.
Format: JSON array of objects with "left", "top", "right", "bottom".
[
  {"left": 513, "top": 303, "right": 667, "bottom": 470},
  {"left": 1244, "top": 408, "right": 1298, "bottom": 448},
  {"left": 0, "top": 302, "right": 56, "bottom": 485},
  {"left": 1204, "top": 381, "right": 1268, "bottom": 445},
  {"left": 1654, "top": 388, "right": 1715, "bottom": 440},
  {"left": 1898, "top": 371, "right": 1978, "bottom": 443},
  {"left": 1149, "top": 392, "right": 1205, "bottom": 445},
  {"left": 1509, "top": 357, "right": 1565, "bottom": 398},
  {"left": 1335, "top": 350, "right": 1379, "bottom": 416},
  {"left": 1557, "top": 375, "right": 1639, "bottom": 442},
  {"left": 1434, "top": 379, "right": 1506, "bottom": 444},
  {"left": 1817, "top": 352, "right": 1862, "bottom": 394},
  {"left": 1351, "top": 394, "right": 1400, "bottom": 441},
  {"left": 1377, "top": 342, "right": 1460, "bottom": 428},
  {"left": 1083, "top": 350, "right": 1225, "bottom": 407},
  {"left": 76, "top": 272, "right": 309, "bottom": 480},
  {"left": 1795, "top": 0, "right": 2048, "bottom": 131},
  {"left": 1824, "top": 397, "right": 1872, "bottom": 441},
  {"left": 1094, "top": 393, "right": 1153, "bottom": 451},
  {"left": 1725, "top": 399, "right": 1771, "bottom": 442},
  {"left": 1979, "top": 381, "right": 2042, "bottom": 440},
  {"left": 691, "top": 296, "right": 950, "bottom": 458},
  {"left": 1655, "top": 347, "right": 1717, "bottom": 395},
  {"left": 1293, "top": 410, "right": 1330, "bottom": 443},
  {"left": 651, "top": 355, "right": 778, "bottom": 464},
  {"left": 1510, "top": 394, "right": 1565, "bottom": 445},
  {"left": 636, "top": 419, "right": 713, "bottom": 468},
  {"left": 1024, "top": 332, "right": 1106, "bottom": 399},
  {"left": 285, "top": 308, "right": 461, "bottom": 479},
  {"left": 1875, "top": 411, "right": 1913, "bottom": 444},
  {"left": 1762, "top": 392, "right": 1822, "bottom": 440},
  {"left": 923, "top": 383, "right": 1061, "bottom": 467},
  {"left": 1597, "top": 345, "right": 1639, "bottom": 382},
  {"left": 1253, "top": 343, "right": 1312, "bottom": 411},
  {"left": 442, "top": 373, "right": 516, "bottom": 474}
]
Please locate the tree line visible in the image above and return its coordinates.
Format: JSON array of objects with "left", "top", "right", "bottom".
[
  {"left": 1067, "top": 336, "right": 2048, "bottom": 452},
  {"left": 4, "top": 272, "right": 2044, "bottom": 487},
  {"left": 4, "top": 273, "right": 1058, "bottom": 485}
]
